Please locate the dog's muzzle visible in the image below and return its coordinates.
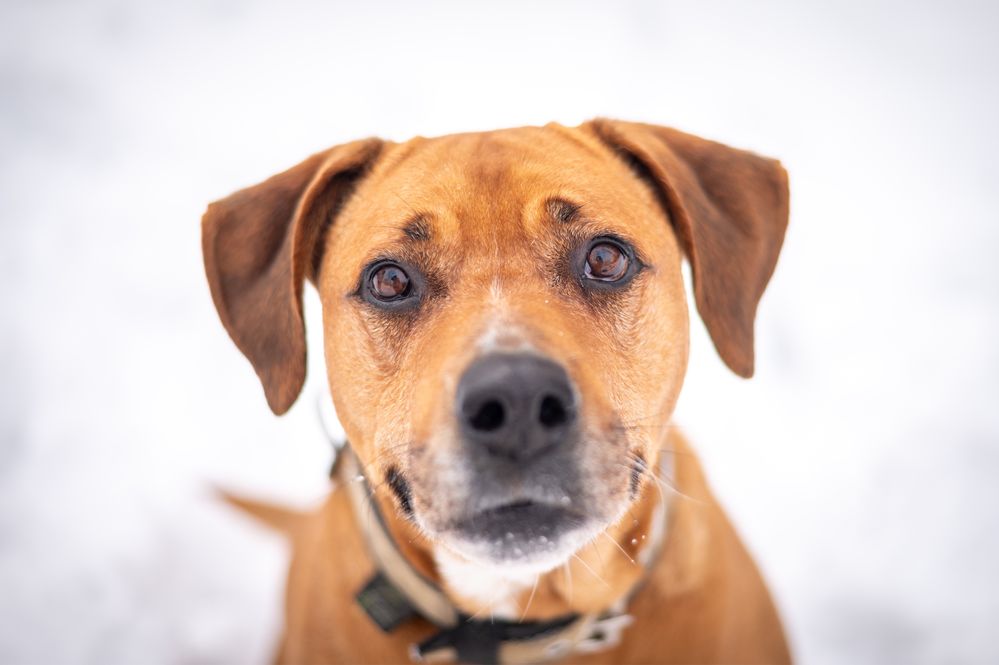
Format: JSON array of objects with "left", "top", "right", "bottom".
[{"left": 447, "top": 353, "right": 587, "bottom": 563}]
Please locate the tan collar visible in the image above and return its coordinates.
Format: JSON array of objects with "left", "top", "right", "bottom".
[{"left": 337, "top": 446, "right": 667, "bottom": 664}]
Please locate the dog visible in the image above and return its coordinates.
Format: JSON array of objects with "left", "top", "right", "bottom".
[{"left": 202, "top": 119, "right": 791, "bottom": 664}]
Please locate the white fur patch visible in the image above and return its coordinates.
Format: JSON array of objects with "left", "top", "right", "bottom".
[
  {"left": 475, "top": 319, "right": 536, "bottom": 354},
  {"left": 475, "top": 280, "right": 536, "bottom": 354},
  {"left": 434, "top": 547, "right": 536, "bottom": 619}
]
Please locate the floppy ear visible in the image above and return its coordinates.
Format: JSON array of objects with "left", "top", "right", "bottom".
[
  {"left": 202, "top": 138, "right": 383, "bottom": 414},
  {"left": 586, "top": 119, "right": 789, "bottom": 377}
]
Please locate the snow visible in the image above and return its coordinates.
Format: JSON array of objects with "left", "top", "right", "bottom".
[{"left": 2, "top": 1, "right": 997, "bottom": 663}]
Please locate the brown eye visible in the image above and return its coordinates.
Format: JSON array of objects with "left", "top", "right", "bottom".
[
  {"left": 369, "top": 263, "right": 411, "bottom": 300},
  {"left": 585, "top": 242, "right": 629, "bottom": 281}
]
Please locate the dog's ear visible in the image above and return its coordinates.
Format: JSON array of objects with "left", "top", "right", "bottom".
[
  {"left": 202, "top": 138, "right": 383, "bottom": 414},
  {"left": 586, "top": 119, "right": 789, "bottom": 378}
]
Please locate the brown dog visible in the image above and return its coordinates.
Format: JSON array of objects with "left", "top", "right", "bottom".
[{"left": 202, "top": 119, "right": 791, "bottom": 664}]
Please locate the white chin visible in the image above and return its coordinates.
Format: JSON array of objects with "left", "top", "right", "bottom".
[{"left": 443, "top": 525, "right": 596, "bottom": 575}]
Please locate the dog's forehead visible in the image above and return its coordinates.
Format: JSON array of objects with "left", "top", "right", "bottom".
[
  {"left": 394, "top": 123, "right": 607, "bottom": 183},
  {"left": 338, "top": 124, "right": 664, "bottom": 255},
  {"left": 385, "top": 126, "right": 606, "bottom": 214}
]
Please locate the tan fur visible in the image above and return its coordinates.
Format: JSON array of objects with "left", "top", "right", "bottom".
[{"left": 203, "top": 120, "right": 791, "bottom": 663}]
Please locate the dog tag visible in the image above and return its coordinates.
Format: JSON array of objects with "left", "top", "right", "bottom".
[{"left": 356, "top": 571, "right": 417, "bottom": 632}]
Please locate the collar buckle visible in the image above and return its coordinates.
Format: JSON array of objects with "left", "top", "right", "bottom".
[{"left": 574, "top": 613, "right": 635, "bottom": 654}]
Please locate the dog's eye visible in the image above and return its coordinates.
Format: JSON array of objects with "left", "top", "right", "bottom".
[
  {"left": 584, "top": 241, "right": 630, "bottom": 282},
  {"left": 369, "top": 263, "right": 411, "bottom": 301}
]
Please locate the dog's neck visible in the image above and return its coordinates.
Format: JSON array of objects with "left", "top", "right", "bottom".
[{"left": 370, "top": 459, "right": 669, "bottom": 622}]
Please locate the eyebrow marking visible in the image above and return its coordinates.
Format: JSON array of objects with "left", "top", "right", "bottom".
[
  {"left": 402, "top": 214, "right": 431, "bottom": 242},
  {"left": 546, "top": 197, "right": 583, "bottom": 224}
]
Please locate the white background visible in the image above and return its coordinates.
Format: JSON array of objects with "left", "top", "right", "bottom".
[{"left": 2, "top": 1, "right": 997, "bottom": 663}]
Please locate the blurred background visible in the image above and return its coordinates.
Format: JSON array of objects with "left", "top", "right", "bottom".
[{"left": 2, "top": 0, "right": 997, "bottom": 663}]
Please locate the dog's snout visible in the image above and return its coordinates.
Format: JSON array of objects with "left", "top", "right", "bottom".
[{"left": 457, "top": 353, "right": 576, "bottom": 462}]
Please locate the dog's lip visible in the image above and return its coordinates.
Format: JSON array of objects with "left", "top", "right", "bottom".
[
  {"left": 446, "top": 498, "right": 587, "bottom": 538},
  {"left": 474, "top": 499, "right": 565, "bottom": 521},
  {"left": 482, "top": 499, "right": 538, "bottom": 515}
]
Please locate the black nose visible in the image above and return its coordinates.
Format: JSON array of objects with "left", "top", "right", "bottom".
[{"left": 456, "top": 353, "right": 577, "bottom": 463}]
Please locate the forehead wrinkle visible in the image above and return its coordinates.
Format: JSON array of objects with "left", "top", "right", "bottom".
[{"left": 447, "top": 160, "right": 523, "bottom": 253}]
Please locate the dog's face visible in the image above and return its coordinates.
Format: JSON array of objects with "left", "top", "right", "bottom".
[
  {"left": 320, "top": 127, "right": 690, "bottom": 570},
  {"left": 203, "top": 120, "right": 788, "bottom": 572}
]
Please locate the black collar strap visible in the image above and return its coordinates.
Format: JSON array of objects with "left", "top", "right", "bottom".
[{"left": 337, "top": 445, "right": 664, "bottom": 664}]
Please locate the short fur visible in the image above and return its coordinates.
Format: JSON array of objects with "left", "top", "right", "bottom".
[{"left": 203, "top": 119, "right": 791, "bottom": 663}]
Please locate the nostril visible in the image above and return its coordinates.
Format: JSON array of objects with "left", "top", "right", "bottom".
[
  {"left": 470, "top": 399, "right": 506, "bottom": 432},
  {"left": 538, "top": 394, "right": 569, "bottom": 428}
]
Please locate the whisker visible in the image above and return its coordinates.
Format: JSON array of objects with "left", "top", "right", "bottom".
[
  {"left": 391, "top": 190, "right": 420, "bottom": 218},
  {"left": 615, "top": 457, "right": 669, "bottom": 509},
  {"left": 571, "top": 553, "right": 610, "bottom": 588},
  {"left": 657, "top": 446, "right": 696, "bottom": 458},
  {"left": 619, "top": 457, "right": 705, "bottom": 506},
  {"left": 467, "top": 585, "right": 503, "bottom": 623},
  {"left": 588, "top": 538, "right": 606, "bottom": 568},
  {"left": 600, "top": 530, "right": 636, "bottom": 565},
  {"left": 519, "top": 575, "right": 540, "bottom": 622},
  {"left": 615, "top": 414, "right": 681, "bottom": 428}
]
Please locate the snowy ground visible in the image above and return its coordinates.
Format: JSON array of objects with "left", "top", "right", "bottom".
[{"left": 2, "top": 1, "right": 998, "bottom": 663}]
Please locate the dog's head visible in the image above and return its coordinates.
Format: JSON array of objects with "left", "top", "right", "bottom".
[{"left": 203, "top": 120, "right": 788, "bottom": 572}]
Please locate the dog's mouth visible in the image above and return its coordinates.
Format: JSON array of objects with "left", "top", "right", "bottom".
[
  {"left": 402, "top": 416, "right": 635, "bottom": 570},
  {"left": 442, "top": 498, "right": 589, "bottom": 567}
]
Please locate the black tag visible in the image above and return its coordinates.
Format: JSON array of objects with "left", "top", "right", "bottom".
[
  {"left": 416, "top": 619, "right": 501, "bottom": 665},
  {"left": 356, "top": 572, "right": 417, "bottom": 632}
]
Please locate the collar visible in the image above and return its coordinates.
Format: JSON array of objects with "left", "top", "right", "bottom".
[{"left": 334, "top": 444, "right": 667, "bottom": 665}]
